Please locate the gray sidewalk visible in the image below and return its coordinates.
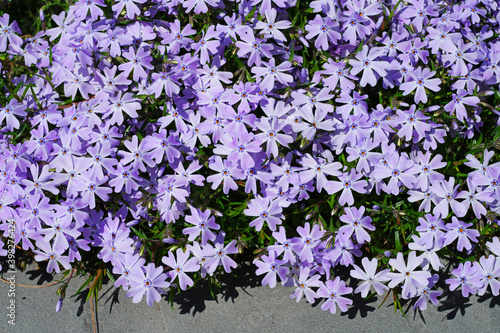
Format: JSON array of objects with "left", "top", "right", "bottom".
[{"left": 1, "top": 263, "right": 499, "bottom": 333}]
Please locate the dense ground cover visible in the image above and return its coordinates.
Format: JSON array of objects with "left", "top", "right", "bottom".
[{"left": 1, "top": 0, "right": 500, "bottom": 314}]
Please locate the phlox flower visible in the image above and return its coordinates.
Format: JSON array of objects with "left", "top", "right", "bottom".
[
  {"left": 148, "top": 71, "right": 180, "bottom": 98},
  {"left": 415, "top": 213, "right": 447, "bottom": 250},
  {"left": 141, "top": 129, "right": 181, "bottom": 164},
  {"left": 160, "top": 19, "right": 196, "bottom": 54},
  {"left": 254, "top": 250, "right": 289, "bottom": 288},
  {"left": 118, "top": 135, "right": 155, "bottom": 173},
  {"left": 108, "top": 163, "right": 140, "bottom": 194},
  {"left": 327, "top": 231, "right": 362, "bottom": 267},
  {"left": 183, "top": 0, "right": 220, "bottom": 14},
  {"left": 235, "top": 32, "right": 273, "bottom": 66},
  {"left": 350, "top": 257, "right": 390, "bottom": 297},
  {"left": 22, "top": 163, "right": 59, "bottom": 196},
  {"left": 349, "top": 46, "right": 388, "bottom": 87},
  {"left": 456, "top": 176, "right": 495, "bottom": 219},
  {"left": 387, "top": 252, "right": 431, "bottom": 299},
  {"left": 341, "top": 14, "right": 372, "bottom": 45},
  {"left": 39, "top": 217, "right": 80, "bottom": 251},
  {"left": 444, "top": 89, "right": 480, "bottom": 123},
  {"left": 73, "top": 0, "right": 104, "bottom": 21},
  {"left": 291, "top": 88, "right": 334, "bottom": 115},
  {"left": 305, "top": 14, "right": 341, "bottom": 51},
  {"left": 112, "top": 0, "right": 146, "bottom": 19},
  {"left": 255, "top": 8, "right": 291, "bottom": 42},
  {"left": 413, "top": 151, "right": 446, "bottom": 191},
  {"left": 292, "top": 222, "right": 324, "bottom": 263},
  {"left": 399, "top": 68, "right": 441, "bottom": 105},
  {"left": 34, "top": 241, "right": 72, "bottom": 273},
  {"left": 244, "top": 195, "right": 283, "bottom": 231},
  {"left": 476, "top": 255, "right": 500, "bottom": 296},
  {"left": 268, "top": 227, "right": 297, "bottom": 264},
  {"left": 443, "top": 217, "right": 479, "bottom": 252},
  {"left": 162, "top": 248, "right": 199, "bottom": 290},
  {"left": 182, "top": 207, "right": 220, "bottom": 244},
  {"left": 298, "top": 153, "right": 342, "bottom": 193},
  {"left": 113, "top": 253, "right": 145, "bottom": 291},
  {"left": 0, "top": 99, "right": 26, "bottom": 131},
  {"left": 442, "top": 39, "right": 479, "bottom": 77},
  {"left": 326, "top": 169, "right": 368, "bottom": 206},
  {"left": 255, "top": 116, "right": 293, "bottom": 159},
  {"left": 206, "top": 156, "right": 245, "bottom": 194},
  {"left": 445, "top": 261, "right": 483, "bottom": 298},
  {"left": 251, "top": 58, "right": 293, "bottom": 93},
  {"left": 335, "top": 91, "right": 368, "bottom": 120},
  {"left": 118, "top": 46, "right": 154, "bottom": 81},
  {"left": 290, "top": 266, "right": 321, "bottom": 303},
  {"left": 127, "top": 263, "right": 171, "bottom": 306},
  {"left": 202, "top": 232, "right": 238, "bottom": 274},
  {"left": 432, "top": 177, "right": 467, "bottom": 218},
  {"left": 0, "top": 14, "right": 23, "bottom": 52},
  {"left": 413, "top": 274, "right": 442, "bottom": 311},
  {"left": 339, "top": 206, "right": 375, "bottom": 244},
  {"left": 213, "top": 132, "right": 261, "bottom": 170},
  {"left": 345, "top": 138, "right": 383, "bottom": 174},
  {"left": 317, "top": 277, "right": 353, "bottom": 314}
]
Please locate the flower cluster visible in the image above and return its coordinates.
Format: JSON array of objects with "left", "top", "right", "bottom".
[{"left": 1, "top": 0, "right": 500, "bottom": 314}]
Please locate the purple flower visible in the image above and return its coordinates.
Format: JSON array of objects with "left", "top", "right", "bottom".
[
  {"left": 476, "top": 255, "right": 500, "bottom": 296},
  {"left": 34, "top": 241, "right": 71, "bottom": 273},
  {"left": 298, "top": 153, "right": 342, "bottom": 192},
  {"left": 254, "top": 250, "right": 288, "bottom": 288},
  {"left": 373, "top": 151, "right": 417, "bottom": 195},
  {"left": 346, "top": 138, "right": 383, "bottom": 174},
  {"left": 413, "top": 274, "right": 442, "bottom": 311},
  {"left": 326, "top": 169, "right": 368, "bottom": 206},
  {"left": 202, "top": 232, "right": 238, "bottom": 274},
  {"left": 416, "top": 213, "right": 447, "bottom": 250},
  {"left": 182, "top": 207, "right": 220, "bottom": 244},
  {"left": 127, "top": 263, "right": 170, "bottom": 306},
  {"left": 445, "top": 261, "right": 483, "bottom": 298},
  {"left": 292, "top": 222, "right": 324, "bottom": 264},
  {"left": 268, "top": 226, "right": 297, "bottom": 263},
  {"left": 290, "top": 266, "right": 321, "bottom": 303},
  {"left": 251, "top": 58, "right": 293, "bottom": 92},
  {"left": 400, "top": 67, "right": 441, "bottom": 104},
  {"left": 456, "top": 177, "right": 494, "bottom": 219},
  {"left": 443, "top": 217, "right": 480, "bottom": 252},
  {"left": 432, "top": 177, "right": 467, "bottom": 218},
  {"left": 387, "top": 252, "right": 431, "bottom": 299},
  {"left": 244, "top": 195, "right": 283, "bottom": 231},
  {"left": 442, "top": 39, "right": 479, "bottom": 77},
  {"left": 349, "top": 46, "right": 389, "bottom": 87},
  {"left": 413, "top": 152, "right": 446, "bottom": 191},
  {"left": 305, "top": 14, "right": 341, "bottom": 51},
  {"left": 0, "top": 14, "right": 23, "bottom": 52},
  {"left": 350, "top": 257, "right": 390, "bottom": 297},
  {"left": 113, "top": 253, "right": 145, "bottom": 291},
  {"left": 206, "top": 156, "right": 245, "bottom": 194},
  {"left": 0, "top": 99, "right": 26, "bottom": 131},
  {"left": 108, "top": 163, "right": 140, "bottom": 194},
  {"left": 148, "top": 71, "right": 180, "bottom": 98},
  {"left": 213, "top": 132, "right": 261, "bottom": 170},
  {"left": 118, "top": 46, "right": 154, "bottom": 81},
  {"left": 444, "top": 89, "right": 480, "bottom": 123},
  {"left": 162, "top": 248, "right": 199, "bottom": 290},
  {"left": 339, "top": 206, "right": 375, "bottom": 244},
  {"left": 317, "top": 277, "right": 353, "bottom": 314},
  {"left": 112, "top": 0, "right": 146, "bottom": 19},
  {"left": 235, "top": 32, "right": 273, "bottom": 66}
]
